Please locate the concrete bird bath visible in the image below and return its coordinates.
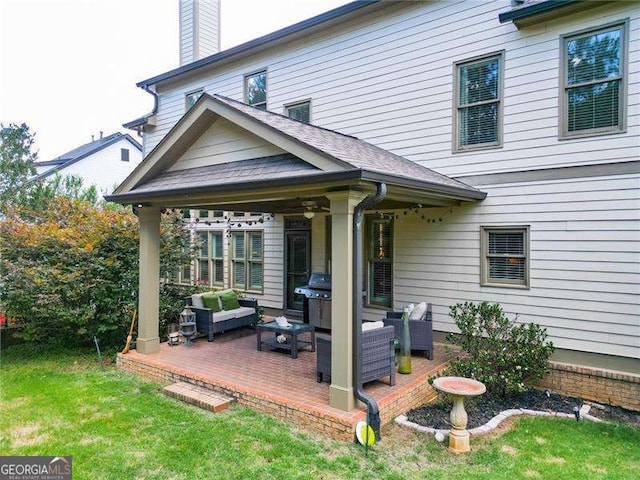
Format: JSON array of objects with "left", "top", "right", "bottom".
[{"left": 432, "top": 376, "right": 486, "bottom": 453}]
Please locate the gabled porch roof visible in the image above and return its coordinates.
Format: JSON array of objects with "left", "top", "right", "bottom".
[{"left": 106, "top": 94, "right": 485, "bottom": 211}]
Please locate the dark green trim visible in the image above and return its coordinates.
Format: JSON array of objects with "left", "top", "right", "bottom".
[
  {"left": 499, "top": 0, "right": 580, "bottom": 24},
  {"left": 456, "top": 161, "right": 640, "bottom": 187}
]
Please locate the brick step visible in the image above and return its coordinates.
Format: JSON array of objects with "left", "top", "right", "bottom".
[{"left": 163, "top": 382, "right": 234, "bottom": 413}]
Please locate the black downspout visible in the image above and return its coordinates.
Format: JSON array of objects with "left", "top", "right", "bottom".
[{"left": 353, "top": 183, "right": 387, "bottom": 441}]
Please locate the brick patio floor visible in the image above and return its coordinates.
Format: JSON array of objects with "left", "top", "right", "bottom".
[{"left": 117, "top": 326, "right": 448, "bottom": 441}]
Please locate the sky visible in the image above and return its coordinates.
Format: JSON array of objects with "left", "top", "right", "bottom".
[{"left": 0, "top": 0, "right": 350, "bottom": 161}]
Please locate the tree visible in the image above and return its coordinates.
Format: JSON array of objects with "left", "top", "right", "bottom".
[
  {"left": 14, "top": 173, "right": 98, "bottom": 221},
  {"left": 0, "top": 198, "right": 196, "bottom": 349},
  {"left": 0, "top": 123, "right": 37, "bottom": 210}
]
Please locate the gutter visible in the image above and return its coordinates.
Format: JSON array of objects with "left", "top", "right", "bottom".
[
  {"left": 122, "top": 84, "right": 159, "bottom": 131},
  {"left": 498, "top": 0, "right": 580, "bottom": 24},
  {"left": 104, "top": 169, "right": 485, "bottom": 205},
  {"left": 352, "top": 182, "right": 387, "bottom": 441}
]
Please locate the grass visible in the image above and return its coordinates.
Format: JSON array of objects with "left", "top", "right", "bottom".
[{"left": 1, "top": 344, "right": 639, "bottom": 479}]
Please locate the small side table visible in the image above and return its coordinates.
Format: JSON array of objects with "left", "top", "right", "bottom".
[{"left": 256, "top": 322, "right": 315, "bottom": 359}]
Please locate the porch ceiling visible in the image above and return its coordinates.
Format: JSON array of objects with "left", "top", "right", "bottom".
[{"left": 106, "top": 94, "right": 486, "bottom": 211}]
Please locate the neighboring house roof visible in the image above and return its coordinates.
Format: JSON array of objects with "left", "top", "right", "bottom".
[
  {"left": 136, "top": 1, "right": 382, "bottom": 89},
  {"left": 108, "top": 94, "right": 485, "bottom": 208},
  {"left": 33, "top": 133, "right": 142, "bottom": 181}
]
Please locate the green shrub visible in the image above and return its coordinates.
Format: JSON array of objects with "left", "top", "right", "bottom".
[
  {"left": 446, "top": 301, "right": 554, "bottom": 398},
  {"left": 0, "top": 198, "right": 194, "bottom": 350}
]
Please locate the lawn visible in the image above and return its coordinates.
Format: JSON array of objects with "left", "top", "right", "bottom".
[{"left": 1, "top": 345, "right": 639, "bottom": 479}]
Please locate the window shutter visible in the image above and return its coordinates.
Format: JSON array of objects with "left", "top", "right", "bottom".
[
  {"left": 214, "top": 260, "right": 224, "bottom": 284},
  {"left": 233, "top": 233, "right": 245, "bottom": 259},
  {"left": 199, "top": 232, "right": 208, "bottom": 257},
  {"left": 249, "top": 233, "right": 262, "bottom": 258},
  {"left": 249, "top": 263, "right": 263, "bottom": 290},
  {"left": 233, "top": 262, "right": 246, "bottom": 288},
  {"left": 212, "top": 233, "right": 223, "bottom": 258}
]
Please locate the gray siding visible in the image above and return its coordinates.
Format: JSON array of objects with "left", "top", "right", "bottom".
[{"left": 146, "top": 1, "right": 639, "bottom": 359}]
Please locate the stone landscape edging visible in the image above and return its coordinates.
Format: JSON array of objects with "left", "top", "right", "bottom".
[{"left": 395, "top": 404, "right": 603, "bottom": 439}]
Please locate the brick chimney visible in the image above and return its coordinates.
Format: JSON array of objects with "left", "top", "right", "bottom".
[{"left": 179, "top": 0, "right": 221, "bottom": 66}]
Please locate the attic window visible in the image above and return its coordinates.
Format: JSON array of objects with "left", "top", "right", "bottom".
[
  {"left": 285, "top": 100, "right": 311, "bottom": 123},
  {"left": 121, "top": 148, "right": 130, "bottom": 162},
  {"left": 245, "top": 70, "right": 267, "bottom": 110},
  {"left": 186, "top": 89, "right": 204, "bottom": 110}
]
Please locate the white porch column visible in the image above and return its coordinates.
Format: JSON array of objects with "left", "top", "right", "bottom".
[
  {"left": 327, "top": 191, "right": 367, "bottom": 411},
  {"left": 137, "top": 207, "right": 161, "bottom": 354}
]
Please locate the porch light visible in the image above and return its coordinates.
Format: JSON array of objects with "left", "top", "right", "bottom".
[
  {"left": 303, "top": 210, "right": 315, "bottom": 219},
  {"left": 179, "top": 305, "right": 197, "bottom": 346}
]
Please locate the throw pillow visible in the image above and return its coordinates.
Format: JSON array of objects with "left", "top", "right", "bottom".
[
  {"left": 191, "top": 294, "right": 204, "bottom": 308},
  {"left": 220, "top": 290, "right": 241, "bottom": 311},
  {"left": 362, "top": 320, "right": 385, "bottom": 332},
  {"left": 409, "top": 302, "right": 427, "bottom": 320},
  {"left": 201, "top": 292, "right": 221, "bottom": 312}
]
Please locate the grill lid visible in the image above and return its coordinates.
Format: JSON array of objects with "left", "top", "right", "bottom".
[
  {"left": 294, "top": 272, "right": 332, "bottom": 299},
  {"left": 308, "top": 272, "right": 331, "bottom": 290}
]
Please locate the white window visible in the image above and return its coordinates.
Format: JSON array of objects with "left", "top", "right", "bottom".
[
  {"left": 185, "top": 89, "right": 204, "bottom": 110},
  {"left": 231, "top": 231, "right": 263, "bottom": 292},
  {"left": 197, "top": 231, "right": 224, "bottom": 286},
  {"left": 244, "top": 71, "right": 267, "bottom": 110},
  {"left": 285, "top": 101, "right": 310, "bottom": 123},
  {"left": 454, "top": 52, "right": 503, "bottom": 151},
  {"left": 481, "top": 226, "right": 529, "bottom": 288},
  {"left": 561, "top": 21, "right": 627, "bottom": 138}
]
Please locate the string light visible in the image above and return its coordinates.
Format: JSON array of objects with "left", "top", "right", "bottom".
[{"left": 393, "top": 206, "right": 455, "bottom": 223}]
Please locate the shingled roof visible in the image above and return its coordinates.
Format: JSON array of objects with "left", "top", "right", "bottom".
[
  {"left": 34, "top": 132, "right": 141, "bottom": 181},
  {"left": 108, "top": 94, "right": 485, "bottom": 207},
  {"left": 212, "top": 95, "right": 476, "bottom": 192}
]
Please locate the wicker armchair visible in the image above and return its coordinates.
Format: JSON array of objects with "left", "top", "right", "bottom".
[
  {"left": 316, "top": 325, "right": 396, "bottom": 386},
  {"left": 383, "top": 303, "right": 434, "bottom": 360}
]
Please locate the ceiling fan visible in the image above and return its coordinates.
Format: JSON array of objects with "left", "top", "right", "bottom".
[{"left": 300, "top": 200, "right": 329, "bottom": 219}]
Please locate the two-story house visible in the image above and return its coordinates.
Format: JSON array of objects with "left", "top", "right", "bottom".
[
  {"left": 111, "top": 0, "right": 639, "bottom": 415},
  {"left": 34, "top": 131, "right": 143, "bottom": 198}
]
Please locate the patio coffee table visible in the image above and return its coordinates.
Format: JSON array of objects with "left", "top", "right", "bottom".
[{"left": 256, "top": 321, "right": 315, "bottom": 359}]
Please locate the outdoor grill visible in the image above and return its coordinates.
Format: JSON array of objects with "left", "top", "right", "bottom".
[{"left": 294, "top": 272, "right": 332, "bottom": 330}]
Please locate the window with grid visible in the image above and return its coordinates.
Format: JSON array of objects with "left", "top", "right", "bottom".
[
  {"left": 244, "top": 71, "right": 267, "bottom": 110},
  {"left": 366, "top": 214, "right": 393, "bottom": 307},
  {"left": 561, "top": 22, "right": 626, "bottom": 138},
  {"left": 185, "top": 89, "right": 204, "bottom": 110},
  {"left": 454, "top": 52, "right": 503, "bottom": 151},
  {"left": 231, "top": 231, "right": 263, "bottom": 292},
  {"left": 197, "top": 231, "right": 224, "bottom": 286},
  {"left": 481, "top": 226, "right": 529, "bottom": 288},
  {"left": 285, "top": 101, "right": 310, "bottom": 123}
]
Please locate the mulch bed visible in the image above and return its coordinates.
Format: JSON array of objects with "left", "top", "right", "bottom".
[{"left": 406, "top": 389, "right": 640, "bottom": 430}]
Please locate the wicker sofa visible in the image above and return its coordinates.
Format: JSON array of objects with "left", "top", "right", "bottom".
[
  {"left": 185, "top": 291, "right": 258, "bottom": 342},
  {"left": 316, "top": 324, "right": 396, "bottom": 386},
  {"left": 383, "top": 303, "right": 433, "bottom": 360}
]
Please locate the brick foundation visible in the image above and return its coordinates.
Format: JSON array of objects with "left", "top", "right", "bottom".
[
  {"left": 117, "top": 352, "right": 441, "bottom": 441},
  {"left": 538, "top": 361, "right": 640, "bottom": 412}
]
